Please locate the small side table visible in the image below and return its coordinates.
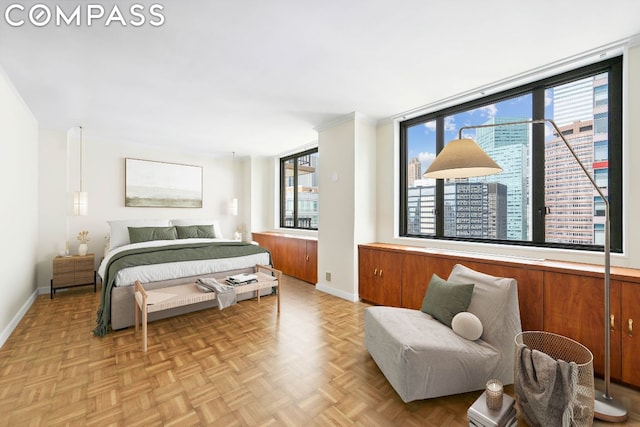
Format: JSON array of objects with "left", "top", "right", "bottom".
[{"left": 51, "top": 254, "right": 96, "bottom": 298}]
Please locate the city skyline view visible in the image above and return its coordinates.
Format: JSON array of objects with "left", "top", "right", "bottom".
[{"left": 406, "top": 73, "right": 609, "bottom": 246}]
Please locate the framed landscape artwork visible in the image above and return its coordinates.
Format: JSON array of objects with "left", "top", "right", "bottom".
[{"left": 125, "top": 158, "right": 203, "bottom": 208}]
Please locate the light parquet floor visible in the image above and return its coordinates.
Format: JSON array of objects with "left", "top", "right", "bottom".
[{"left": 0, "top": 276, "right": 638, "bottom": 426}]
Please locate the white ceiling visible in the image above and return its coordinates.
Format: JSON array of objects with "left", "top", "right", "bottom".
[{"left": 1, "top": 0, "right": 640, "bottom": 157}]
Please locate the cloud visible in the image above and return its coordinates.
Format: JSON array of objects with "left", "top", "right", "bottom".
[
  {"left": 545, "top": 91, "right": 553, "bottom": 107},
  {"left": 479, "top": 104, "right": 498, "bottom": 118},
  {"left": 423, "top": 121, "right": 436, "bottom": 132},
  {"left": 418, "top": 151, "right": 436, "bottom": 170},
  {"left": 444, "top": 116, "right": 456, "bottom": 132},
  {"left": 469, "top": 104, "right": 498, "bottom": 120}
]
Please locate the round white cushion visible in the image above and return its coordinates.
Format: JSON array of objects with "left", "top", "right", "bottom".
[{"left": 451, "top": 312, "right": 483, "bottom": 341}]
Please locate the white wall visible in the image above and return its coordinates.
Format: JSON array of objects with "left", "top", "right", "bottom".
[
  {"left": 375, "top": 43, "right": 640, "bottom": 269},
  {"left": 316, "top": 113, "right": 376, "bottom": 301},
  {"left": 248, "top": 156, "right": 276, "bottom": 235},
  {"left": 353, "top": 116, "right": 377, "bottom": 269},
  {"left": 37, "top": 130, "right": 68, "bottom": 294},
  {"left": 0, "top": 67, "right": 39, "bottom": 343},
  {"left": 36, "top": 133, "right": 243, "bottom": 289}
]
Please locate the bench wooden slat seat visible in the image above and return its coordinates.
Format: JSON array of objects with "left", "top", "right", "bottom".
[{"left": 135, "top": 264, "right": 281, "bottom": 351}]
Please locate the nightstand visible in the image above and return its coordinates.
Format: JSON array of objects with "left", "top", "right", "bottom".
[{"left": 51, "top": 254, "right": 96, "bottom": 299}]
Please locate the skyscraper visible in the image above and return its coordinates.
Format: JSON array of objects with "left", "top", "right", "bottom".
[
  {"left": 553, "top": 78, "right": 594, "bottom": 127},
  {"left": 407, "top": 182, "right": 506, "bottom": 239},
  {"left": 545, "top": 73, "right": 609, "bottom": 245},
  {"left": 544, "top": 120, "right": 595, "bottom": 244},
  {"left": 473, "top": 117, "right": 530, "bottom": 241},
  {"left": 408, "top": 157, "right": 421, "bottom": 188}
]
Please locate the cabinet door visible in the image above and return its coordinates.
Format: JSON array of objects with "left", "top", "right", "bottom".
[
  {"left": 253, "top": 233, "right": 280, "bottom": 270},
  {"left": 358, "top": 247, "right": 383, "bottom": 304},
  {"left": 278, "top": 237, "right": 301, "bottom": 278},
  {"left": 544, "top": 272, "right": 622, "bottom": 380},
  {"left": 358, "top": 247, "right": 402, "bottom": 306},
  {"left": 290, "top": 238, "right": 317, "bottom": 284},
  {"left": 621, "top": 282, "right": 640, "bottom": 386},
  {"left": 377, "top": 251, "right": 402, "bottom": 307},
  {"left": 302, "top": 240, "right": 318, "bottom": 284}
]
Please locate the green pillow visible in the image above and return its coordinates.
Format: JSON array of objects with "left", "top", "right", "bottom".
[
  {"left": 128, "top": 226, "right": 177, "bottom": 244},
  {"left": 175, "top": 225, "right": 215, "bottom": 239},
  {"left": 421, "top": 274, "right": 475, "bottom": 327}
]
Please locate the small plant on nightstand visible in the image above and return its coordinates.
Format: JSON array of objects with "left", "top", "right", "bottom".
[{"left": 77, "top": 230, "right": 90, "bottom": 256}]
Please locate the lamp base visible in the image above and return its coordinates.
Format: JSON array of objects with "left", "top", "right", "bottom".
[{"left": 594, "top": 391, "right": 627, "bottom": 422}]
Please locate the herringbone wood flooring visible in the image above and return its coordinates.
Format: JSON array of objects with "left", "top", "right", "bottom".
[{"left": 1, "top": 276, "right": 638, "bottom": 426}]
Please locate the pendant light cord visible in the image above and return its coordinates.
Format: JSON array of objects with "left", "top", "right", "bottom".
[{"left": 79, "top": 126, "right": 83, "bottom": 192}]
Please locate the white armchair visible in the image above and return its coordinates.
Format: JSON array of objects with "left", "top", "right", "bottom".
[{"left": 364, "top": 264, "right": 522, "bottom": 402}]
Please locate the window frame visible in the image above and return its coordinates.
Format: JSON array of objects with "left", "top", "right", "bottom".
[
  {"left": 399, "top": 56, "right": 623, "bottom": 253},
  {"left": 279, "top": 147, "right": 319, "bottom": 231}
]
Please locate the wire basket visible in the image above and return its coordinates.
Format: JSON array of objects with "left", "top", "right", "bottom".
[{"left": 514, "top": 331, "right": 594, "bottom": 426}]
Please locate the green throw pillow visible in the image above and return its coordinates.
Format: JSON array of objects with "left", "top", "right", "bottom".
[
  {"left": 421, "top": 274, "right": 475, "bottom": 327},
  {"left": 175, "top": 225, "right": 215, "bottom": 239},
  {"left": 128, "top": 226, "right": 178, "bottom": 244}
]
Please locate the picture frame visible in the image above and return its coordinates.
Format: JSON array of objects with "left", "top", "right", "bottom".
[{"left": 125, "top": 158, "right": 203, "bottom": 208}]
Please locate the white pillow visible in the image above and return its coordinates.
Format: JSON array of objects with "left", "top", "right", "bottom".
[
  {"left": 170, "top": 219, "right": 223, "bottom": 239},
  {"left": 451, "top": 312, "right": 483, "bottom": 341},
  {"left": 448, "top": 264, "right": 514, "bottom": 343},
  {"left": 108, "top": 219, "right": 171, "bottom": 250}
]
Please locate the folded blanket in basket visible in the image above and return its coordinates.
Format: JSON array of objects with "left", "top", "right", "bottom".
[
  {"left": 515, "top": 343, "right": 590, "bottom": 427},
  {"left": 197, "top": 278, "right": 237, "bottom": 310}
]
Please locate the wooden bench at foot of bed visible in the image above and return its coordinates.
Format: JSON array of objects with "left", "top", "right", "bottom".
[{"left": 134, "top": 264, "right": 281, "bottom": 351}]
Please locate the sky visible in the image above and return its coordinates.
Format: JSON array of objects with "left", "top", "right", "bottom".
[{"left": 408, "top": 91, "right": 557, "bottom": 174}]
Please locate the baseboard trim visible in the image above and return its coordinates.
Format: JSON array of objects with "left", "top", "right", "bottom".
[
  {"left": 316, "top": 283, "right": 359, "bottom": 302},
  {"left": 0, "top": 287, "right": 42, "bottom": 349}
]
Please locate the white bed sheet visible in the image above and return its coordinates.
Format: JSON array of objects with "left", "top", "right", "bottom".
[{"left": 98, "top": 238, "right": 270, "bottom": 287}]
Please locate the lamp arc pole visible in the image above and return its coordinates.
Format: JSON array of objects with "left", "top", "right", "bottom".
[{"left": 453, "top": 118, "right": 625, "bottom": 422}]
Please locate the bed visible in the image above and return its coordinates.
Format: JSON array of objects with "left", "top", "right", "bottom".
[{"left": 93, "top": 219, "right": 272, "bottom": 336}]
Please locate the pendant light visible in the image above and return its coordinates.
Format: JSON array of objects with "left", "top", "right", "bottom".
[
  {"left": 73, "top": 126, "right": 88, "bottom": 216},
  {"left": 228, "top": 151, "right": 238, "bottom": 216}
]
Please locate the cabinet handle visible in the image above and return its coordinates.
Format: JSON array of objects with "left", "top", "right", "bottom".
[
  {"left": 629, "top": 319, "right": 634, "bottom": 337},
  {"left": 379, "top": 269, "right": 383, "bottom": 278},
  {"left": 305, "top": 255, "right": 309, "bottom": 261},
  {"left": 373, "top": 268, "right": 377, "bottom": 276},
  {"left": 610, "top": 314, "right": 615, "bottom": 332}
]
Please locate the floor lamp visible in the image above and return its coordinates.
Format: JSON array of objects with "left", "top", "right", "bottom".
[{"left": 424, "top": 118, "right": 627, "bottom": 422}]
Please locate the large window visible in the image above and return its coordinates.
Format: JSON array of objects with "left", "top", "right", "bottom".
[
  {"left": 280, "top": 148, "right": 319, "bottom": 230},
  {"left": 400, "top": 57, "right": 622, "bottom": 252}
]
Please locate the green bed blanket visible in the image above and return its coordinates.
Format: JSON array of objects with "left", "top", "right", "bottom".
[{"left": 93, "top": 241, "right": 271, "bottom": 337}]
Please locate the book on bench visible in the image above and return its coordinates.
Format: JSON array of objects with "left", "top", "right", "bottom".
[{"left": 226, "top": 273, "right": 258, "bottom": 286}]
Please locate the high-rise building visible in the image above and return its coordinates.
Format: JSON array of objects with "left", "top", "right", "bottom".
[
  {"left": 544, "top": 120, "right": 595, "bottom": 244},
  {"left": 408, "top": 157, "right": 421, "bottom": 188},
  {"left": 553, "top": 78, "right": 594, "bottom": 127},
  {"left": 545, "top": 73, "right": 608, "bottom": 245},
  {"left": 473, "top": 117, "right": 530, "bottom": 241},
  {"left": 487, "top": 183, "right": 507, "bottom": 239},
  {"left": 407, "top": 182, "right": 506, "bottom": 239},
  {"left": 444, "top": 182, "right": 489, "bottom": 238},
  {"left": 407, "top": 185, "right": 435, "bottom": 235}
]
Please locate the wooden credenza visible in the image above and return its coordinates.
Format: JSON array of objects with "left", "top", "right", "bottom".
[
  {"left": 252, "top": 232, "right": 317, "bottom": 284},
  {"left": 358, "top": 243, "right": 640, "bottom": 388}
]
